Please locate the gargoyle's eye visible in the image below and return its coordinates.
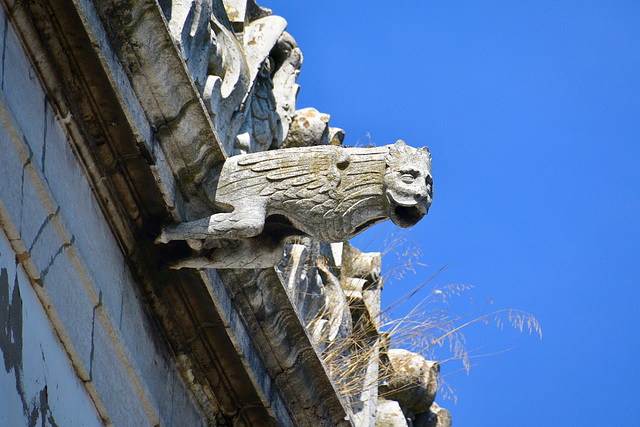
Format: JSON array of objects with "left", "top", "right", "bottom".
[
  {"left": 400, "top": 170, "right": 419, "bottom": 184},
  {"left": 401, "top": 173, "right": 415, "bottom": 184}
]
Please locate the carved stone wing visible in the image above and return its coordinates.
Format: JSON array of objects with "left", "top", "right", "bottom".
[{"left": 218, "top": 148, "right": 343, "bottom": 211}]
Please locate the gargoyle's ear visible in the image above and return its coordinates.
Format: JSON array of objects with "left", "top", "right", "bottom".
[
  {"left": 387, "top": 140, "right": 409, "bottom": 168},
  {"left": 420, "top": 146, "right": 430, "bottom": 153}
]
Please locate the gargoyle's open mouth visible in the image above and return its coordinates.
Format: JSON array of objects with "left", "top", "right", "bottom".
[
  {"left": 386, "top": 189, "right": 430, "bottom": 228},
  {"left": 393, "top": 205, "right": 425, "bottom": 228}
]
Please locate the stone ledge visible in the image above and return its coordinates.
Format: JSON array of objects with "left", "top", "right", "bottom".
[
  {"left": 218, "top": 268, "right": 352, "bottom": 426},
  {"left": 88, "top": 0, "right": 227, "bottom": 217}
]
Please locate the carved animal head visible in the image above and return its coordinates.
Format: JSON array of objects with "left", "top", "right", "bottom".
[{"left": 384, "top": 140, "right": 433, "bottom": 228}]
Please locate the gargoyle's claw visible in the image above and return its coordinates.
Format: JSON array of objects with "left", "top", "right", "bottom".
[{"left": 155, "top": 230, "right": 169, "bottom": 244}]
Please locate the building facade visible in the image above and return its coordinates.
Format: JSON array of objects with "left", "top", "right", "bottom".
[{"left": 0, "top": 1, "right": 448, "bottom": 425}]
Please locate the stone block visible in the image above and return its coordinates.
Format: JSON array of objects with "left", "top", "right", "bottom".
[
  {"left": 90, "top": 309, "right": 157, "bottom": 427},
  {"left": 2, "top": 18, "right": 46, "bottom": 158},
  {"left": 376, "top": 399, "right": 407, "bottom": 427},
  {"left": 40, "top": 245, "right": 95, "bottom": 377},
  {"left": 78, "top": 242, "right": 125, "bottom": 335},
  {"left": 41, "top": 114, "right": 92, "bottom": 224},
  {"left": 0, "top": 116, "right": 26, "bottom": 234},
  {"left": 40, "top": 107, "right": 127, "bottom": 322},
  {"left": 18, "top": 265, "right": 103, "bottom": 426},
  {"left": 114, "top": 269, "right": 204, "bottom": 425},
  {"left": 117, "top": 275, "right": 179, "bottom": 422},
  {"left": 17, "top": 166, "right": 51, "bottom": 251},
  {"left": 167, "top": 372, "right": 206, "bottom": 427}
]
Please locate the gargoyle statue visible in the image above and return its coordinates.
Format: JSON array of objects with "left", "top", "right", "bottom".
[{"left": 156, "top": 140, "right": 432, "bottom": 269}]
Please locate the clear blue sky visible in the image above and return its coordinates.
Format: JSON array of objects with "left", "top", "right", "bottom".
[{"left": 264, "top": 1, "right": 640, "bottom": 425}]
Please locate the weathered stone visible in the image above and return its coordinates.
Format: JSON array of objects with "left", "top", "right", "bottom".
[
  {"left": 164, "top": 0, "right": 214, "bottom": 90},
  {"left": 283, "top": 107, "right": 331, "bottom": 147},
  {"left": 2, "top": 16, "right": 47, "bottom": 157},
  {"left": 168, "top": 0, "right": 303, "bottom": 155},
  {"left": 223, "top": 0, "right": 248, "bottom": 27},
  {"left": 342, "top": 244, "right": 382, "bottom": 293},
  {"left": 215, "top": 267, "right": 352, "bottom": 426},
  {"left": 282, "top": 108, "right": 346, "bottom": 148},
  {"left": 330, "top": 126, "right": 346, "bottom": 145},
  {"left": 414, "top": 403, "right": 452, "bottom": 427},
  {"left": 157, "top": 140, "right": 432, "bottom": 269},
  {"left": 376, "top": 399, "right": 408, "bottom": 427},
  {"left": 279, "top": 238, "right": 351, "bottom": 348},
  {"left": 272, "top": 32, "right": 304, "bottom": 144},
  {"left": 380, "top": 349, "right": 440, "bottom": 416},
  {"left": 278, "top": 239, "right": 386, "bottom": 425}
]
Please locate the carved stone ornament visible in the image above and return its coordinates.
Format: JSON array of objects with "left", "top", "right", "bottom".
[
  {"left": 165, "top": 0, "right": 303, "bottom": 155},
  {"left": 381, "top": 349, "right": 440, "bottom": 417},
  {"left": 156, "top": 140, "right": 432, "bottom": 269}
]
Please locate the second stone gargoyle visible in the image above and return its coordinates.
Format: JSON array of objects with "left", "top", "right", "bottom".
[{"left": 156, "top": 140, "right": 432, "bottom": 269}]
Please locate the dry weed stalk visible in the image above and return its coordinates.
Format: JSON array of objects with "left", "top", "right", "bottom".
[{"left": 280, "top": 232, "right": 542, "bottom": 407}]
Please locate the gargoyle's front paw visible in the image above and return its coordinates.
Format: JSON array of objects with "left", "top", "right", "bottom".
[
  {"left": 155, "top": 229, "right": 170, "bottom": 244},
  {"left": 186, "top": 239, "right": 204, "bottom": 251}
]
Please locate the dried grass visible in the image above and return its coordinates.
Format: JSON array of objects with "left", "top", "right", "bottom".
[{"left": 280, "top": 231, "right": 542, "bottom": 407}]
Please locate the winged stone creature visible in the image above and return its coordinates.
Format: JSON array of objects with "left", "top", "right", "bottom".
[{"left": 156, "top": 140, "right": 432, "bottom": 269}]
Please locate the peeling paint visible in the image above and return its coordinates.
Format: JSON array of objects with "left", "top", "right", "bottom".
[
  {"left": 35, "top": 386, "right": 59, "bottom": 427},
  {"left": 1, "top": 263, "right": 61, "bottom": 426},
  {"left": 0, "top": 267, "right": 23, "bottom": 377}
]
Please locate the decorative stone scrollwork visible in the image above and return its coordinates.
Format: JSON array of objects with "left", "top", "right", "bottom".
[
  {"left": 162, "top": 0, "right": 303, "bottom": 155},
  {"left": 156, "top": 140, "right": 432, "bottom": 269}
]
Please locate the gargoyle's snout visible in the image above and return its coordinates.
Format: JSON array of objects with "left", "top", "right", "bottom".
[
  {"left": 417, "top": 198, "right": 431, "bottom": 214},
  {"left": 416, "top": 191, "right": 432, "bottom": 207},
  {"left": 413, "top": 189, "right": 432, "bottom": 216},
  {"left": 417, "top": 176, "right": 433, "bottom": 211}
]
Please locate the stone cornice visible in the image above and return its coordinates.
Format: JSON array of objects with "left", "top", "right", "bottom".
[{"left": 217, "top": 268, "right": 351, "bottom": 426}]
